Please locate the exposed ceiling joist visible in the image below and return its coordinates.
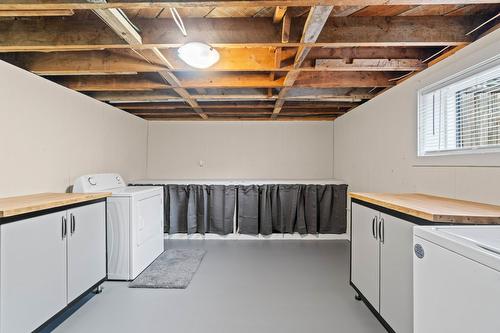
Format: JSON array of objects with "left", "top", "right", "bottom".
[
  {"left": 0, "top": 16, "right": 480, "bottom": 52},
  {"left": 314, "top": 58, "right": 427, "bottom": 71},
  {"left": 0, "top": 1, "right": 496, "bottom": 10},
  {"left": 330, "top": 5, "right": 366, "bottom": 16},
  {"left": 1, "top": 2, "right": 497, "bottom": 121},
  {"left": 91, "top": 89, "right": 375, "bottom": 103},
  {"left": 140, "top": 117, "right": 338, "bottom": 121},
  {"left": 129, "top": 109, "right": 349, "bottom": 116},
  {"left": 1, "top": 50, "right": 167, "bottom": 75},
  {"left": 117, "top": 102, "right": 360, "bottom": 110},
  {"left": 273, "top": 6, "right": 287, "bottom": 23},
  {"left": 92, "top": 8, "right": 142, "bottom": 45},
  {"left": 91, "top": 90, "right": 182, "bottom": 102},
  {"left": 273, "top": 5, "right": 333, "bottom": 117},
  {"left": 52, "top": 71, "right": 395, "bottom": 91},
  {"left": 0, "top": 9, "right": 74, "bottom": 16},
  {"left": 1, "top": 49, "right": 431, "bottom": 74},
  {"left": 281, "top": 13, "right": 291, "bottom": 43}
]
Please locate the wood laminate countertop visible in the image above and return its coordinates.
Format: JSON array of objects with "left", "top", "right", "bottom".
[
  {"left": 349, "top": 192, "right": 500, "bottom": 224},
  {"left": 0, "top": 192, "right": 111, "bottom": 218}
]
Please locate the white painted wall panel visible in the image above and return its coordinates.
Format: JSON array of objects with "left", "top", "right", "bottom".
[
  {"left": 147, "top": 121, "right": 334, "bottom": 180},
  {"left": 0, "top": 61, "right": 148, "bottom": 197}
]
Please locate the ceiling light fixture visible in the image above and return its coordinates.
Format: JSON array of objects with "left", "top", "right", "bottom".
[
  {"left": 177, "top": 42, "right": 220, "bottom": 69},
  {"left": 168, "top": 8, "right": 220, "bottom": 69}
]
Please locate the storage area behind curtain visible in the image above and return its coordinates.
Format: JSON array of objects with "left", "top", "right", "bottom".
[
  {"left": 133, "top": 183, "right": 347, "bottom": 235},
  {"left": 165, "top": 185, "right": 236, "bottom": 235},
  {"left": 237, "top": 184, "right": 347, "bottom": 235}
]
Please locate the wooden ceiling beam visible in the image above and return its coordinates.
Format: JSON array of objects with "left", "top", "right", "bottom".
[
  {"left": 281, "top": 13, "right": 291, "bottom": 43},
  {"left": 52, "top": 72, "right": 395, "bottom": 90},
  {"left": 90, "top": 90, "right": 182, "bottom": 102},
  {"left": 1, "top": 47, "right": 438, "bottom": 74},
  {"left": 0, "top": 16, "right": 479, "bottom": 52},
  {"left": 1, "top": 50, "right": 167, "bottom": 75},
  {"left": 50, "top": 74, "right": 169, "bottom": 91},
  {"left": 97, "top": 90, "right": 374, "bottom": 103},
  {"left": 330, "top": 5, "right": 366, "bottom": 16},
  {"left": 273, "top": 5, "right": 333, "bottom": 117},
  {"left": 0, "top": 1, "right": 496, "bottom": 11},
  {"left": 92, "top": 8, "right": 142, "bottom": 45},
  {"left": 294, "top": 6, "right": 333, "bottom": 67},
  {"left": 176, "top": 73, "right": 288, "bottom": 88},
  {"left": 117, "top": 102, "right": 359, "bottom": 109},
  {"left": 273, "top": 6, "right": 287, "bottom": 23},
  {"left": 138, "top": 117, "right": 337, "bottom": 121},
  {"left": 294, "top": 71, "right": 396, "bottom": 87},
  {"left": 305, "top": 47, "right": 439, "bottom": 61},
  {"left": 0, "top": 9, "right": 74, "bottom": 16},
  {"left": 53, "top": 73, "right": 286, "bottom": 90},
  {"left": 314, "top": 58, "right": 427, "bottom": 71},
  {"left": 128, "top": 108, "right": 348, "bottom": 115}
]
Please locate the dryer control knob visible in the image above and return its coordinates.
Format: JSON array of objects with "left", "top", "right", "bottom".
[{"left": 88, "top": 177, "right": 97, "bottom": 186}]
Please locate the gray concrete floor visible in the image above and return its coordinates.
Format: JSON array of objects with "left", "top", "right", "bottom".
[{"left": 54, "top": 240, "right": 386, "bottom": 333}]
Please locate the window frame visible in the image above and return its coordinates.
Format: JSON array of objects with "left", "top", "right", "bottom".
[{"left": 417, "top": 55, "right": 500, "bottom": 157}]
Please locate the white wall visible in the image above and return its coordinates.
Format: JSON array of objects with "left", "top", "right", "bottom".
[
  {"left": 147, "top": 121, "right": 334, "bottom": 180},
  {"left": 334, "top": 29, "right": 500, "bottom": 205},
  {"left": 0, "top": 60, "right": 148, "bottom": 197}
]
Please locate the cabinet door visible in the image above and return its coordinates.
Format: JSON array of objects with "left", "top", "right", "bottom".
[
  {"left": 379, "top": 213, "right": 414, "bottom": 333},
  {"left": 0, "top": 212, "right": 67, "bottom": 333},
  {"left": 67, "top": 202, "right": 106, "bottom": 302},
  {"left": 351, "top": 203, "right": 380, "bottom": 310}
]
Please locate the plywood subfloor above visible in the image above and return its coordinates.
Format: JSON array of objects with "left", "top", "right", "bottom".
[{"left": 350, "top": 192, "right": 500, "bottom": 224}]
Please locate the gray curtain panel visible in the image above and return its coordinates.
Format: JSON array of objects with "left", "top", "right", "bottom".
[
  {"left": 259, "top": 185, "right": 276, "bottom": 235},
  {"left": 136, "top": 183, "right": 346, "bottom": 235},
  {"left": 237, "top": 185, "right": 259, "bottom": 234},
  {"left": 155, "top": 185, "right": 235, "bottom": 235},
  {"left": 208, "top": 185, "right": 235, "bottom": 235},
  {"left": 167, "top": 185, "right": 190, "bottom": 233},
  {"left": 237, "top": 184, "right": 347, "bottom": 235},
  {"left": 275, "top": 185, "right": 301, "bottom": 233},
  {"left": 304, "top": 185, "right": 320, "bottom": 233},
  {"left": 318, "top": 184, "right": 348, "bottom": 234}
]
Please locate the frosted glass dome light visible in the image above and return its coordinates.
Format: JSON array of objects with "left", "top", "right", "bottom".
[{"left": 177, "top": 42, "right": 220, "bottom": 69}]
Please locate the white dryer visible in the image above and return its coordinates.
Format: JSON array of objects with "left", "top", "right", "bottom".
[
  {"left": 73, "top": 173, "right": 164, "bottom": 280},
  {"left": 414, "top": 225, "right": 500, "bottom": 333}
]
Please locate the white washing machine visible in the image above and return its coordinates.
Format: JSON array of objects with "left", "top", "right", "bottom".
[
  {"left": 73, "top": 173, "right": 164, "bottom": 280},
  {"left": 413, "top": 225, "right": 500, "bottom": 333}
]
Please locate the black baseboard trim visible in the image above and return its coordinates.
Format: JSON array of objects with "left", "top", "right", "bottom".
[
  {"left": 350, "top": 282, "right": 395, "bottom": 333},
  {"left": 33, "top": 277, "right": 106, "bottom": 333}
]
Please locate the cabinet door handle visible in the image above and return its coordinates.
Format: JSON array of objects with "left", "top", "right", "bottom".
[
  {"left": 70, "top": 214, "right": 76, "bottom": 234},
  {"left": 379, "top": 218, "right": 385, "bottom": 244},
  {"left": 62, "top": 216, "right": 67, "bottom": 239},
  {"left": 372, "top": 216, "right": 378, "bottom": 239}
]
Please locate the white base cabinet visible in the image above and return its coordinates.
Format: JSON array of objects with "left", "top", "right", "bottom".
[
  {"left": 67, "top": 203, "right": 106, "bottom": 302},
  {"left": 0, "top": 201, "right": 106, "bottom": 333},
  {"left": 351, "top": 201, "right": 416, "bottom": 333}
]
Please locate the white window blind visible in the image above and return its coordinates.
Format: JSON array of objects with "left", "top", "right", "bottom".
[{"left": 418, "top": 57, "right": 500, "bottom": 156}]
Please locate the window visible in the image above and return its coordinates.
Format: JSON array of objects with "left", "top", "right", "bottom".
[{"left": 418, "top": 57, "right": 500, "bottom": 156}]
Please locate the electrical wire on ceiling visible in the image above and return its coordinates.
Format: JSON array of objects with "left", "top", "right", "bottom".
[
  {"left": 170, "top": 8, "right": 187, "bottom": 36},
  {"left": 422, "top": 46, "right": 451, "bottom": 64},
  {"left": 388, "top": 71, "right": 415, "bottom": 82},
  {"left": 466, "top": 12, "right": 500, "bottom": 36}
]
